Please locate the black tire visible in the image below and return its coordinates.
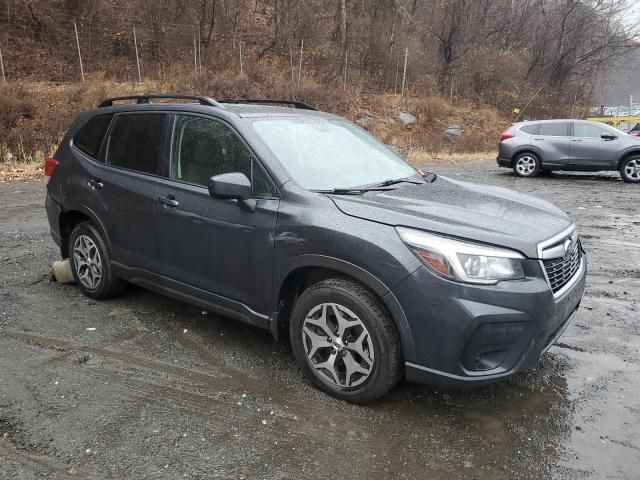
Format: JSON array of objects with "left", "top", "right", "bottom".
[
  {"left": 68, "top": 221, "right": 126, "bottom": 299},
  {"left": 619, "top": 156, "right": 640, "bottom": 183},
  {"left": 512, "top": 152, "right": 541, "bottom": 177},
  {"left": 289, "top": 277, "right": 402, "bottom": 403}
]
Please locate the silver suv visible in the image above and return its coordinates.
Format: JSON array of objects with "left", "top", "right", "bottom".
[{"left": 497, "top": 119, "right": 640, "bottom": 182}]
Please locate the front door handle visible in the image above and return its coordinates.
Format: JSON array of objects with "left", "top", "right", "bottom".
[
  {"left": 88, "top": 179, "right": 104, "bottom": 189},
  {"left": 571, "top": 139, "right": 583, "bottom": 142},
  {"left": 159, "top": 195, "right": 180, "bottom": 208}
]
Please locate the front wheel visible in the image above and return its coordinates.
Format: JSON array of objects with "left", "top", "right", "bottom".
[
  {"left": 513, "top": 153, "right": 541, "bottom": 177},
  {"left": 620, "top": 156, "right": 640, "bottom": 183},
  {"left": 289, "top": 278, "right": 402, "bottom": 403}
]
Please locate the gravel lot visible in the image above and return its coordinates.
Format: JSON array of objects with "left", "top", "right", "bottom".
[{"left": 1, "top": 161, "right": 639, "bottom": 479}]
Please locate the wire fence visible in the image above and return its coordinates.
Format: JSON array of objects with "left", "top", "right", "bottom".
[{"left": 0, "top": 9, "right": 411, "bottom": 95}]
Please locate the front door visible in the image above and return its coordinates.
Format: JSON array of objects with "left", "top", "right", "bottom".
[
  {"left": 155, "top": 113, "right": 279, "bottom": 316},
  {"left": 570, "top": 122, "right": 619, "bottom": 169}
]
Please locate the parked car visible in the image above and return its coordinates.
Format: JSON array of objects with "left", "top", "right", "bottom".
[
  {"left": 497, "top": 119, "right": 640, "bottom": 182},
  {"left": 45, "top": 95, "right": 586, "bottom": 402},
  {"left": 628, "top": 123, "right": 640, "bottom": 137}
]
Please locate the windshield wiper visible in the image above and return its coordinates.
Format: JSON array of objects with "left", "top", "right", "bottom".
[
  {"left": 312, "top": 187, "right": 395, "bottom": 195},
  {"left": 356, "top": 176, "right": 426, "bottom": 190}
]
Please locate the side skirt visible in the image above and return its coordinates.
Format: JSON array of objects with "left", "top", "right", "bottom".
[{"left": 111, "top": 261, "right": 271, "bottom": 331}]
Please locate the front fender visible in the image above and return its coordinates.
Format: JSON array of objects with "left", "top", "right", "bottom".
[{"left": 273, "top": 254, "right": 416, "bottom": 363}]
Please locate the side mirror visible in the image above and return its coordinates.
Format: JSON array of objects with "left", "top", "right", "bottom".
[
  {"left": 208, "top": 172, "right": 252, "bottom": 200},
  {"left": 601, "top": 133, "right": 617, "bottom": 140}
]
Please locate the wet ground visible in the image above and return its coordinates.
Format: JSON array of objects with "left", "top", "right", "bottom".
[{"left": 0, "top": 161, "right": 639, "bottom": 479}]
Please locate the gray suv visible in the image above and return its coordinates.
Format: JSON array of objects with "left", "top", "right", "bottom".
[
  {"left": 45, "top": 95, "right": 586, "bottom": 402},
  {"left": 497, "top": 119, "right": 640, "bottom": 182}
]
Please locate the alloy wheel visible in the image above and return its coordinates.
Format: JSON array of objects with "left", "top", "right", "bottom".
[
  {"left": 515, "top": 155, "right": 537, "bottom": 176},
  {"left": 301, "top": 303, "right": 375, "bottom": 388},
  {"left": 624, "top": 159, "right": 640, "bottom": 181},
  {"left": 73, "top": 234, "right": 103, "bottom": 289}
]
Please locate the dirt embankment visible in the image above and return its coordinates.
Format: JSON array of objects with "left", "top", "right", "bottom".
[{"left": 0, "top": 78, "right": 504, "bottom": 179}]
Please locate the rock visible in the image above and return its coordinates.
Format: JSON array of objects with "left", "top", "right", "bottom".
[
  {"left": 397, "top": 112, "right": 417, "bottom": 128},
  {"left": 444, "top": 124, "right": 463, "bottom": 138},
  {"left": 356, "top": 115, "right": 374, "bottom": 128}
]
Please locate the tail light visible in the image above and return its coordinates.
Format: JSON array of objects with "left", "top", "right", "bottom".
[
  {"left": 44, "top": 157, "right": 58, "bottom": 176},
  {"left": 500, "top": 131, "right": 515, "bottom": 142}
]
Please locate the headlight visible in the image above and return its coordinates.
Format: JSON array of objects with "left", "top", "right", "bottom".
[{"left": 396, "top": 227, "right": 525, "bottom": 285}]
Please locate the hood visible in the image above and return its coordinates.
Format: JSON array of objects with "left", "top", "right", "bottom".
[{"left": 329, "top": 177, "right": 572, "bottom": 259}]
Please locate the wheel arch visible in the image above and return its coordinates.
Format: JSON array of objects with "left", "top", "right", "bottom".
[
  {"left": 59, "top": 206, "right": 110, "bottom": 258},
  {"left": 616, "top": 149, "right": 640, "bottom": 169},
  {"left": 511, "top": 148, "right": 543, "bottom": 165},
  {"left": 272, "top": 255, "right": 415, "bottom": 362}
]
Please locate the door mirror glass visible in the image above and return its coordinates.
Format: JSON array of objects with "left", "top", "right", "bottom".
[{"left": 208, "top": 172, "right": 252, "bottom": 200}]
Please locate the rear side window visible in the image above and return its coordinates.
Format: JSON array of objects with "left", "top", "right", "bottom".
[
  {"left": 538, "top": 122, "right": 569, "bottom": 137},
  {"left": 520, "top": 124, "right": 539, "bottom": 135},
  {"left": 73, "top": 115, "right": 113, "bottom": 160},
  {"left": 106, "top": 114, "right": 168, "bottom": 175}
]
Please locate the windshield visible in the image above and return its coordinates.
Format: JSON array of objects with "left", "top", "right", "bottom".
[{"left": 250, "top": 116, "right": 417, "bottom": 190}]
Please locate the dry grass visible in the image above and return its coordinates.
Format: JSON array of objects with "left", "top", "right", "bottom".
[{"left": 407, "top": 149, "right": 497, "bottom": 164}]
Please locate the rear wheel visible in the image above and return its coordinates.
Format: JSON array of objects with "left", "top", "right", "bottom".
[
  {"left": 513, "top": 153, "right": 541, "bottom": 177},
  {"left": 620, "top": 156, "right": 640, "bottom": 183},
  {"left": 69, "top": 222, "right": 126, "bottom": 299},
  {"left": 289, "top": 278, "right": 402, "bottom": 403}
]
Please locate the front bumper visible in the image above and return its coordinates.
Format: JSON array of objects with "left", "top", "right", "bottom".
[{"left": 391, "top": 254, "right": 586, "bottom": 387}]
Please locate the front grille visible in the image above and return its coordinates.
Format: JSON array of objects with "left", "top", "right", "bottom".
[{"left": 542, "top": 239, "right": 582, "bottom": 294}]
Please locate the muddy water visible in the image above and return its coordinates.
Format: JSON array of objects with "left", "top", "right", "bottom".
[{"left": 0, "top": 165, "right": 639, "bottom": 479}]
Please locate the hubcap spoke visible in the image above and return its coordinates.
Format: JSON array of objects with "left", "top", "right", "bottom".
[
  {"left": 313, "top": 351, "right": 341, "bottom": 386},
  {"left": 302, "top": 325, "right": 332, "bottom": 358}
]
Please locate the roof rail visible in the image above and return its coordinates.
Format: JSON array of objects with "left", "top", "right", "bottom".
[
  {"left": 220, "top": 99, "right": 317, "bottom": 111},
  {"left": 98, "top": 94, "right": 223, "bottom": 108}
]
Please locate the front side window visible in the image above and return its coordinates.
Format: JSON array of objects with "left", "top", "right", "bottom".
[
  {"left": 538, "top": 122, "right": 569, "bottom": 137},
  {"left": 106, "top": 113, "right": 168, "bottom": 175},
  {"left": 170, "top": 115, "right": 273, "bottom": 197},
  {"left": 573, "top": 122, "right": 608, "bottom": 138},
  {"left": 249, "top": 117, "right": 417, "bottom": 191},
  {"left": 73, "top": 114, "right": 113, "bottom": 160}
]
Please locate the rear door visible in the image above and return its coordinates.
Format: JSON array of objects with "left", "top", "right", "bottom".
[
  {"left": 532, "top": 122, "right": 571, "bottom": 167},
  {"left": 154, "top": 113, "right": 279, "bottom": 316},
  {"left": 569, "top": 122, "right": 619, "bottom": 169},
  {"left": 100, "top": 112, "right": 170, "bottom": 272}
]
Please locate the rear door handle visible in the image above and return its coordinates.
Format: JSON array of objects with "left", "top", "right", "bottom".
[
  {"left": 88, "top": 179, "right": 104, "bottom": 189},
  {"left": 159, "top": 195, "right": 180, "bottom": 208},
  {"left": 533, "top": 138, "right": 544, "bottom": 141}
]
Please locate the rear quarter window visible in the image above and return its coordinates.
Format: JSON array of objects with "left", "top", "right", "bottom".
[
  {"left": 73, "top": 115, "right": 113, "bottom": 160},
  {"left": 520, "top": 124, "right": 539, "bottom": 135}
]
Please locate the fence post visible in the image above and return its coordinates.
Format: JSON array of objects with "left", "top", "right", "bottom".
[
  {"left": 289, "top": 44, "right": 294, "bottom": 83},
  {"left": 193, "top": 35, "right": 197, "bottom": 76},
  {"left": 239, "top": 40, "right": 244, "bottom": 75},
  {"left": 198, "top": 25, "right": 202, "bottom": 73},
  {"left": 297, "top": 39, "right": 304, "bottom": 90},
  {"left": 0, "top": 47, "right": 5, "bottom": 82},
  {"left": 133, "top": 27, "right": 141, "bottom": 82},
  {"left": 343, "top": 49, "right": 348, "bottom": 91},
  {"left": 401, "top": 47, "right": 408, "bottom": 98},
  {"left": 73, "top": 21, "right": 85, "bottom": 82}
]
